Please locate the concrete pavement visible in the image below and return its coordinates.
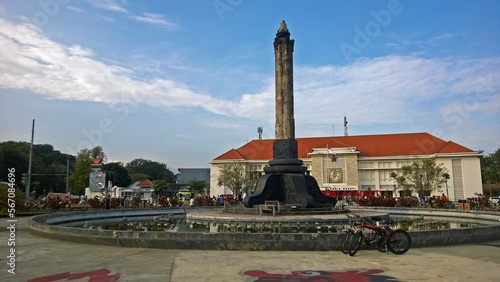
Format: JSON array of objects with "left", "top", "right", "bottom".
[{"left": 1, "top": 216, "right": 499, "bottom": 281}]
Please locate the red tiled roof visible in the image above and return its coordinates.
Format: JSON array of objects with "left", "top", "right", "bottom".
[
  {"left": 215, "top": 148, "right": 246, "bottom": 160},
  {"left": 213, "top": 133, "right": 476, "bottom": 161},
  {"left": 483, "top": 184, "right": 500, "bottom": 190},
  {"left": 437, "top": 141, "right": 474, "bottom": 154},
  {"left": 138, "top": 179, "right": 154, "bottom": 187}
]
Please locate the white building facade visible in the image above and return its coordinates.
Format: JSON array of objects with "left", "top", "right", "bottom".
[{"left": 210, "top": 133, "right": 482, "bottom": 201}]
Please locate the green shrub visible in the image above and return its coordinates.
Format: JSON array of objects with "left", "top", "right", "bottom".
[
  {"left": 87, "top": 197, "right": 105, "bottom": 209},
  {"left": 194, "top": 195, "right": 212, "bottom": 206},
  {"left": 110, "top": 198, "right": 121, "bottom": 209},
  {"left": 130, "top": 196, "right": 141, "bottom": 208},
  {"left": 43, "top": 197, "right": 66, "bottom": 210},
  {"left": 159, "top": 196, "right": 169, "bottom": 207},
  {"left": 381, "top": 196, "right": 396, "bottom": 207},
  {"left": 468, "top": 194, "right": 493, "bottom": 210},
  {"left": 396, "top": 197, "right": 419, "bottom": 207}
]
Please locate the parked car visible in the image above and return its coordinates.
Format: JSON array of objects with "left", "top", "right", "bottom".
[{"left": 46, "top": 193, "right": 71, "bottom": 203}]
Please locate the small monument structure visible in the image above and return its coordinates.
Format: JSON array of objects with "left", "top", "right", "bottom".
[{"left": 244, "top": 21, "right": 337, "bottom": 208}]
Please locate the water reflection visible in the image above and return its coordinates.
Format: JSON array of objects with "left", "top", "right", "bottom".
[
  {"left": 86, "top": 216, "right": 486, "bottom": 233},
  {"left": 390, "top": 218, "right": 482, "bottom": 231}
]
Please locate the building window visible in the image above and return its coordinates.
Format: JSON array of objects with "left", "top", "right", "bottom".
[
  {"left": 359, "top": 162, "right": 375, "bottom": 168},
  {"left": 396, "top": 161, "right": 411, "bottom": 168},
  {"left": 452, "top": 159, "right": 464, "bottom": 199},
  {"left": 360, "top": 170, "right": 376, "bottom": 182},
  {"left": 379, "top": 170, "right": 393, "bottom": 182}
]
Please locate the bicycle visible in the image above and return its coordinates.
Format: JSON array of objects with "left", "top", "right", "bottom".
[
  {"left": 348, "top": 217, "right": 411, "bottom": 256},
  {"left": 340, "top": 214, "right": 360, "bottom": 254}
]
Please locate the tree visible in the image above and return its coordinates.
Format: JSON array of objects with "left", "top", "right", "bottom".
[
  {"left": 153, "top": 179, "right": 169, "bottom": 200},
  {"left": 130, "top": 173, "right": 150, "bottom": 182},
  {"left": 390, "top": 172, "right": 411, "bottom": 197},
  {"left": 481, "top": 148, "right": 500, "bottom": 184},
  {"left": 68, "top": 146, "right": 105, "bottom": 195},
  {"left": 0, "top": 141, "right": 74, "bottom": 198},
  {"left": 125, "top": 158, "right": 175, "bottom": 182},
  {"left": 216, "top": 161, "right": 257, "bottom": 196},
  {"left": 0, "top": 142, "right": 29, "bottom": 187},
  {"left": 187, "top": 179, "right": 207, "bottom": 195},
  {"left": 443, "top": 173, "right": 450, "bottom": 198},
  {"left": 0, "top": 142, "right": 30, "bottom": 193},
  {"left": 31, "top": 144, "right": 73, "bottom": 196},
  {"left": 102, "top": 162, "right": 132, "bottom": 187},
  {"left": 0, "top": 183, "right": 25, "bottom": 202},
  {"left": 395, "top": 157, "right": 448, "bottom": 197}
]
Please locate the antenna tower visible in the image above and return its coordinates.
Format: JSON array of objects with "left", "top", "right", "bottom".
[
  {"left": 257, "top": 127, "right": 263, "bottom": 140},
  {"left": 344, "top": 116, "right": 348, "bottom": 136}
]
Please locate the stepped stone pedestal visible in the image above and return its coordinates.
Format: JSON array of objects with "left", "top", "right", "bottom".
[
  {"left": 244, "top": 21, "right": 336, "bottom": 209},
  {"left": 244, "top": 139, "right": 337, "bottom": 208}
]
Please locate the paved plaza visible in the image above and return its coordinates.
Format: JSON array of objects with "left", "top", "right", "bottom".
[{"left": 1, "top": 216, "right": 499, "bottom": 281}]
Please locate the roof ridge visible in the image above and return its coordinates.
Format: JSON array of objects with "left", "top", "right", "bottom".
[
  {"left": 315, "top": 137, "right": 354, "bottom": 149},
  {"left": 232, "top": 148, "right": 245, "bottom": 159},
  {"left": 213, "top": 132, "right": 475, "bottom": 161},
  {"left": 437, "top": 140, "right": 475, "bottom": 154},
  {"left": 437, "top": 140, "right": 452, "bottom": 153}
]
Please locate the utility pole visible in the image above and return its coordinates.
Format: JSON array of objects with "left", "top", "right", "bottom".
[
  {"left": 66, "top": 156, "right": 70, "bottom": 193},
  {"left": 26, "top": 119, "right": 35, "bottom": 201}
]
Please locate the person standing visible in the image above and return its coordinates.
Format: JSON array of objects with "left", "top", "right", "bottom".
[{"left": 105, "top": 195, "right": 111, "bottom": 210}]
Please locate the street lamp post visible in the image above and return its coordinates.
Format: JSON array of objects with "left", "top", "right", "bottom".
[{"left": 443, "top": 173, "right": 450, "bottom": 200}]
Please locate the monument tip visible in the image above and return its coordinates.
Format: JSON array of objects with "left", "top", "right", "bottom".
[{"left": 278, "top": 20, "right": 288, "bottom": 33}]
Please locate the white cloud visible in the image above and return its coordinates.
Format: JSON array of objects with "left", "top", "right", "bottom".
[
  {"left": 0, "top": 17, "right": 498, "bottom": 133},
  {"left": 85, "top": 1, "right": 177, "bottom": 29},
  {"left": 426, "top": 32, "right": 466, "bottom": 46},
  {"left": 130, "top": 13, "right": 177, "bottom": 29},
  {"left": 383, "top": 32, "right": 468, "bottom": 52},
  {"left": 203, "top": 120, "right": 244, "bottom": 129},
  {"left": 99, "top": 16, "right": 115, "bottom": 24},
  {"left": 66, "top": 6, "right": 82, "bottom": 13},
  {"left": 0, "top": 18, "right": 221, "bottom": 113},
  {"left": 85, "top": 0, "right": 128, "bottom": 14},
  {"left": 175, "top": 133, "right": 190, "bottom": 138},
  {"left": 291, "top": 56, "right": 500, "bottom": 125}
]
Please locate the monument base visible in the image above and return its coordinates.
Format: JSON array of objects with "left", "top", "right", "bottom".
[
  {"left": 243, "top": 159, "right": 337, "bottom": 208},
  {"left": 244, "top": 138, "right": 337, "bottom": 208}
]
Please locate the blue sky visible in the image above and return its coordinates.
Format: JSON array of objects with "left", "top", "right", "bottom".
[{"left": 0, "top": 0, "right": 499, "bottom": 172}]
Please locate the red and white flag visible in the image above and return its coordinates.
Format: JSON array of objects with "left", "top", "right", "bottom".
[{"left": 327, "top": 145, "right": 334, "bottom": 154}]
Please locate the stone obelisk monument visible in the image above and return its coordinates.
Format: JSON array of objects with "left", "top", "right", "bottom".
[
  {"left": 244, "top": 21, "right": 337, "bottom": 208},
  {"left": 275, "top": 20, "right": 295, "bottom": 141}
]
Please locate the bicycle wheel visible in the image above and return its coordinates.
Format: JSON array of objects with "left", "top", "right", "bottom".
[
  {"left": 387, "top": 229, "right": 412, "bottom": 255},
  {"left": 376, "top": 231, "right": 390, "bottom": 253},
  {"left": 375, "top": 235, "right": 388, "bottom": 253},
  {"left": 366, "top": 231, "right": 385, "bottom": 252},
  {"left": 349, "top": 232, "right": 363, "bottom": 256},
  {"left": 377, "top": 242, "right": 389, "bottom": 253},
  {"left": 341, "top": 231, "right": 354, "bottom": 254}
]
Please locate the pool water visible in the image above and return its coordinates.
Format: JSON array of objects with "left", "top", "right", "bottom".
[{"left": 88, "top": 216, "right": 486, "bottom": 234}]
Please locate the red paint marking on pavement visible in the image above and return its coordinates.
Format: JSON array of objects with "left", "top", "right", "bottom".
[{"left": 27, "top": 268, "right": 120, "bottom": 282}]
